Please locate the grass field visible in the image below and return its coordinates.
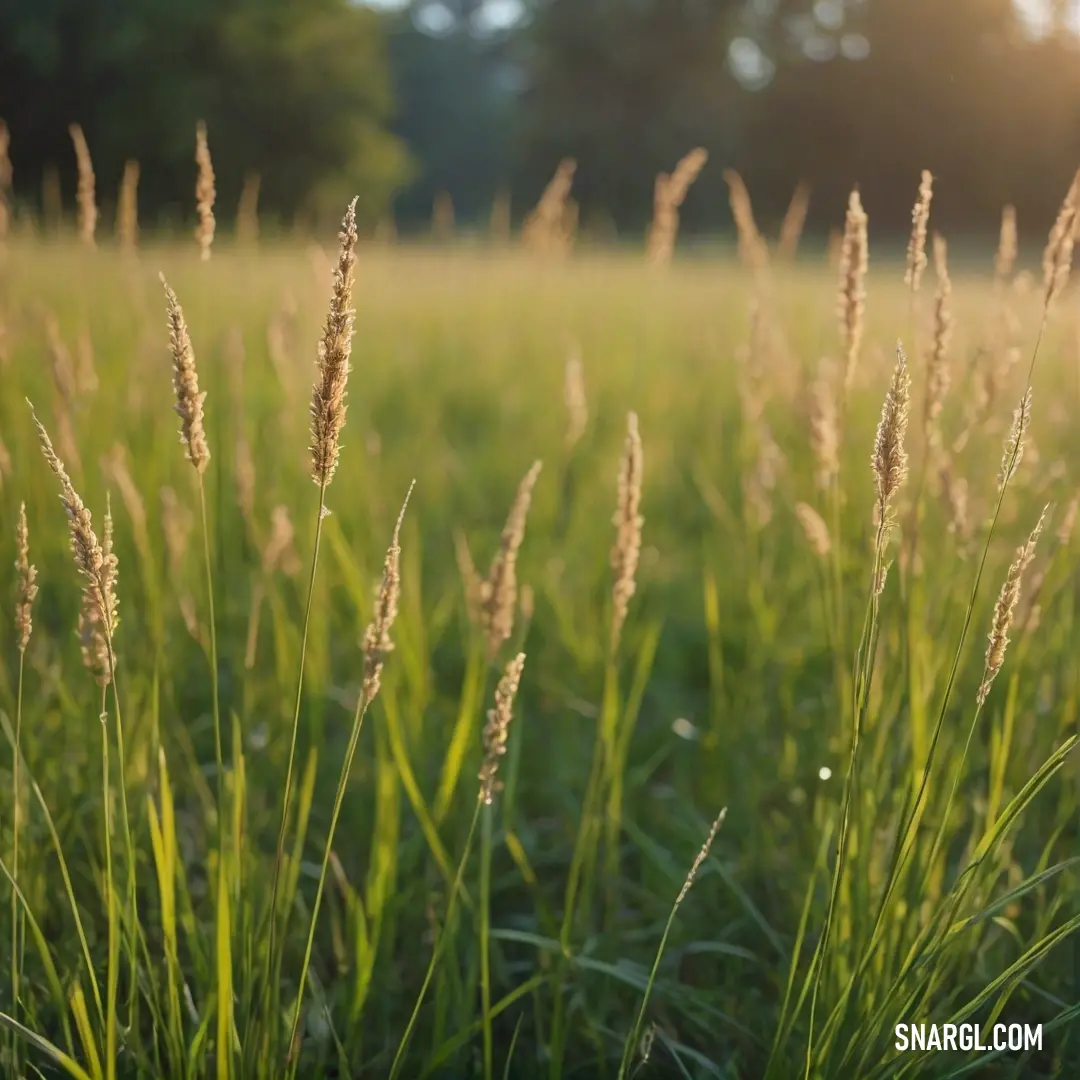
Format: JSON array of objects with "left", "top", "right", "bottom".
[{"left": 1, "top": 217, "right": 1079, "bottom": 1079}]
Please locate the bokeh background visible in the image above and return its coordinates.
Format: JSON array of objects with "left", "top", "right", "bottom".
[{"left": 4, "top": 0, "right": 1080, "bottom": 243}]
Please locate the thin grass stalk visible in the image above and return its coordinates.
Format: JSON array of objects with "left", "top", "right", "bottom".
[
  {"left": 479, "top": 804, "right": 495, "bottom": 1080},
  {"left": 99, "top": 685, "right": 118, "bottom": 1080},
  {"left": 284, "top": 685, "right": 377, "bottom": 1076},
  {"left": 9, "top": 650, "right": 24, "bottom": 1075},
  {"left": 261, "top": 478, "right": 328, "bottom": 1054},
  {"left": 617, "top": 809, "right": 726, "bottom": 1080},
  {"left": 388, "top": 800, "right": 482, "bottom": 1080}
]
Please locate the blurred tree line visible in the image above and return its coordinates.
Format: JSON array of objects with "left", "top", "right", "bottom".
[{"left": 3, "top": 0, "right": 1080, "bottom": 240}]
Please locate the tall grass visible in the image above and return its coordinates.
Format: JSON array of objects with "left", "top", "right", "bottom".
[{"left": 0, "top": 190, "right": 1078, "bottom": 1079}]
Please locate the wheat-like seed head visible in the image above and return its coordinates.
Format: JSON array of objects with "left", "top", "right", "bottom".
[
  {"left": 676, "top": 807, "right": 727, "bottom": 907},
  {"left": 978, "top": 506, "right": 1047, "bottom": 705},
  {"left": 15, "top": 502, "right": 38, "bottom": 653},
  {"left": 160, "top": 275, "right": 211, "bottom": 473},
  {"left": 924, "top": 233, "right": 953, "bottom": 440},
  {"left": 310, "top": 198, "right": 359, "bottom": 487},
  {"left": 194, "top": 121, "right": 216, "bottom": 261},
  {"left": 117, "top": 160, "right": 140, "bottom": 251},
  {"left": 809, "top": 359, "right": 840, "bottom": 490},
  {"left": 361, "top": 481, "right": 414, "bottom": 706},
  {"left": 838, "top": 189, "right": 868, "bottom": 389},
  {"left": 159, "top": 487, "right": 192, "bottom": 578},
  {"left": 78, "top": 494, "right": 120, "bottom": 685},
  {"left": 999, "top": 387, "right": 1032, "bottom": 491},
  {"left": 995, "top": 205, "right": 1017, "bottom": 285},
  {"left": 778, "top": 181, "right": 811, "bottom": 260},
  {"left": 564, "top": 347, "right": 588, "bottom": 448},
  {"left": 522, "top": 159, "right": 576, "bottom": 255},
  {"left": 262, "top": 505, "right": 302, "bottom": 577},
  {"left": 647, "top": 148, "right": 708, "bottom": 265},
  {"left": 904, "top": 170, "right": 933, "bottom": 291},
  {"left": 480, "top": 460, "right": 543, "bottom": 659},
  {"left": 478, "top": 652, "right": 527, "bottom": 806},
  {"left": 795, "top": 502, "right": 831, "bottom": 558},
  {"left": 871, "top": 342, "right": 911, "bottom": 527},
  {"left": 723, "top": 169, "right": 770, "bottom": 274},
  {"left": 69, "top": 124, "right": 97, "bottom": 247},
  {"left": 1041, "top": 170, "right": 1080, "bottom": 313},
  {"left": 611, "top": 411, "right": 644, "bottom": 655}
]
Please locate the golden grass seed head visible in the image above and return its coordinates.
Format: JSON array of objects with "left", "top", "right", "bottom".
[
  {"left": 978, "top": 505, "right": 1046, "bottom": 706},
  {"left": 1056, "top": 494, "right": 1078, "bottom": 546},
  {"left": 310, "top": 197, "right": 359, "bottom": 487},
  {"left": 161, "top": 275, "right": 211, "bottom": 473},
  {"left": 564, "top": 346, "right": 588, "bottom": 448},
  {"left": 999, "top": 387, "right": 1032, "bottom": 491},
  {"left": 611, "top": 411, "right": 644, "bottom": 655},
  {"left": 1041, "top": 170, "right": 1079, "bottom": 313},
  {"left": 795, "top": 501, "right": 831, "bottom": 558},
  {"left": 194, "top": 121, "right": 216, "bottom": 261},
  {"left": 481, "top": 460, "right": 543, "bottom": 659},
  {"left": 15, "top": 502, "right": 38, "bottom": 652},
  {"left": 479, "top": 651, "right": 527, "bottom": 806},
  {"left": 838, "top": 188, "right": 868, "bottom": 388},
  {"left": 68, "top": 123, "right": 97, "bottom": 247},
  {"left": 871, "top": 341, "right": 911, "bottom": 525},
  {"left": 117, "top": 159, "right": 140, "bottom": 251},
  {"left": 995, "top": 204, "right": 1017, "bottom": 284},
  {"left": 924, "top": 233, "right": 953, "bottom": 436},
  {"left": 778, "top": 180, "right": 811, "bottom": 260},
  {"left": 809, "top": 359, "right": 840, "bottom": 490},
  {"left": 361, "top": 481, "right": 414, "bottom": 706},
  {"left": 904, "top": 169, "right": 933, "bottom": 292}
]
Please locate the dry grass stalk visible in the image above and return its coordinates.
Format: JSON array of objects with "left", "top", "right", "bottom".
[
  {"left": 995, "top": 205, "right": 1017, "bottom": 286},
  {"left": 31, "top": 404, "right": 118, "bottom": 663},
  {"left": 795, "top": 501, "right": 831, "bottom": 557},
  {"left": 564, "top": 347, "right": 588, "bottom": 449},
  {"left": 872, "top": 342, "right": 911, "bottom": 540},
  {"left": 723, "top": 169, "right": 769, "bottom": 274},
  {"left": 236, "top": 172, "right": 261, "bottom": 245},
  {"left": 159, "top": 487, "right": 192, "bottom": 578},
  {"left": 778, "top": 181, "right": 811, "bottom": 261},
  {"left": 924, "top": 234, "right": 953, "bottom": 445},
  {"left": 809, "top": 359, "right": 840, "bottom": 490},
  {"left": 15, "top": 502, "right": 38, "bottom": 652},
  {"left": 522, "top": 159, "right": 577, "bottom": 256},
  {"left": 262, "top": 506, "right": 302, "bottom": 577},
  {"left": 999, "top": 388, "right": 1032, "bottom": 491},
  {"left": 1041, "top": 170, "right": 1080, "bottom": 314},
  {"left": 361, "top": 482, "right": 414, "bottom": 706},
  {"left": 194, "top": 121, "right": 216, "bottom": 261},
  {"left": 480, "top": 461, "right": 543, "bottom": 659},
  {"left": 0, "top": 433, "right": 11, "bottom": 490},
  {"left": 432, "top": 191, "right": 455, "bottom": 242},
  {"left": 977, "top": 506, "right": 1047, "bottom": 705},
  {"left": 116, "top": 160, "right": 140, "bottom": 251},
  {"left": 236, "top": 436, "right": 256, "bottom": 524},
  {"left": 611, "top": 412, "right": 644, "bottom": 654},
  {"left": 45, "top": 312, "right": 76, "bottom": 403},
  {"left": 79, "top": 496, "right": 119, "bottom": 684},
  {"left": 69, "top": 124, "right": 97, "bottom": 247},
  {"left": 904, "top": 170, "right": 933, "bottom": 293},
  {"left": 838, "top": 189, "right": 869, "bottom": 389},
  {"left": 0, "top": 118, "right": 11, "bottom": 243},
  {"left": 1056, "top": 494, "right": 1078, "bottom": 546},
  {"left": 310, "top": 198, "right": 359, "bottom": 488},
  {"left": 939, "top": 464, "right": 970, "bottom": 543},
  {"left": 160, "top": 276, "right": 211, "bottom": 473},
  {"left": 646, "top": 147, "right": 708, "bottom": 266},
  {"left": 478, "top": 652, "right": 527, "bottom": 805},
  {"left": 453, "top": 527, "right": 484, "bottom": 624}
]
